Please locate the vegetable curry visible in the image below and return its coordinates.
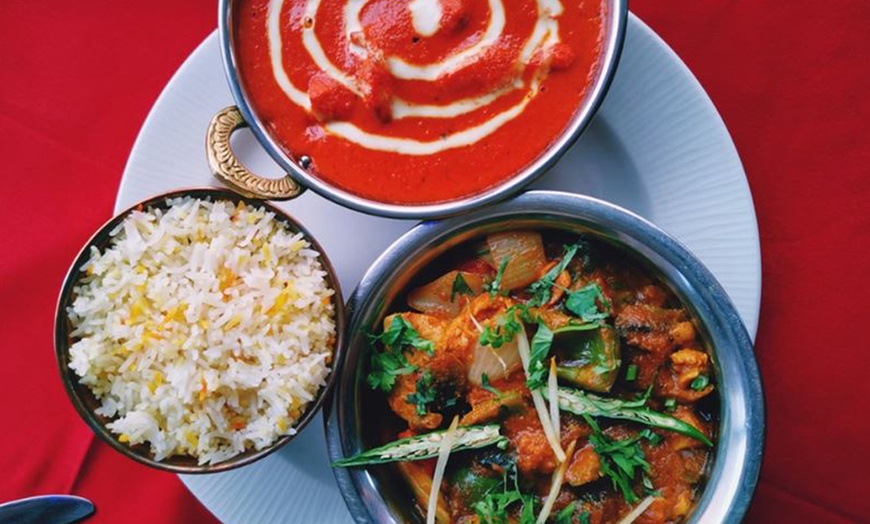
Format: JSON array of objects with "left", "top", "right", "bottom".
[{"left": 337, "top": 230, "right": 718, "bottom": 523}]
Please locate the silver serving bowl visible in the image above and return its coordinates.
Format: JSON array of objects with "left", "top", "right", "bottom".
[
  {"left": 210, "top": 0, "right": 628, "bottom": 218},
  {"left": 325, "top": 190, "right": 764, "bottom": 522},
  {"left": 55, "top": 188, "right": 346, "bottom": 474}
]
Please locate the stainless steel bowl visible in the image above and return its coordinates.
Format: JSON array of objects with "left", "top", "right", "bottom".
[
  {"left": 211, "top": 0, "right": 628, "bottom": 218},
  {"left": 325, "top": 190, "right": 764, "bottom": 522},
  {"left": 55, "top": 188, "right": 346, "bottom": 474}
]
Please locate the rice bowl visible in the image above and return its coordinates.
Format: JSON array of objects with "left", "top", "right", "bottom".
[{"left": 59, "top": 192, "right": 340, "bottom": 468}]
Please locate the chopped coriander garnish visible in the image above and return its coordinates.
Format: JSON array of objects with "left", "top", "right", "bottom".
[
  {"left": 644, "top": 430, "right": 664, "bottom": 447},
  {"left": 527, "top": 243, "right": 580, "bottom": 306},
  {"left": 366, "top": 316, "right": 436, "bottom": 392},
  {"left": 373, "top": 316, "right": 435, "bottom": 355},
  {"left": 406, "top": 371, "right": 436, "bottom": 415},
  {"left": 481, "top": 373, "right": 503, "bottom": 396},
  {"left": 479, "top": 325, "right": 502, "bottom": 347},
  {"left": 367, "top": 350, "right": 417, "bottom": 392},
  {"left": 472, "top": 459, "right": 536, "bottom": 524},
  {"left": 451, "top": 273, "right": 474, "bottom": 301},
  {"left": 478, "top": 304, "right": 536, "bottom": 349},
  {"left": 554, "top": 502, "right": 576, "bottom": 524},
  {"left": 564, "top": 282, "right": 611, "bottom": 323},
  {"left": 484, "top": 257, "right": 510, "bottom": 297},
  {"left": 690, "top": 375, "right": 710, "bottom": 391},
  {"left": 664, "top": 398, "right": 676, "bottom": 412},
  {"left": 625, "top": 364, "right": 638, "bottom": 382},
  {"left": 479, "top": 308, "right": 524, "bottom": 348},
  {"left": 584, "top": 415, "right": 657, "bottom": 504},
  {"left": 473, "top": 485, "right": 522, "bottom": 524},
  {"left": 554, "top": 502, "right": 591, "bottom": 524}
]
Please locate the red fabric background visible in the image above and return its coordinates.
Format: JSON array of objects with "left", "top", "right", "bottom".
[{"left": 1, "top": 0, "right": 866, "bottom": 522}]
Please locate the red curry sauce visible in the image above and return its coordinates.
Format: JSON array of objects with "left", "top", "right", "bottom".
[{"left": 234, "top": 0, "right": 604, "bottom": 204}]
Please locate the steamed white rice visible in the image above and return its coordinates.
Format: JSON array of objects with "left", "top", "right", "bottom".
[{"left": 67, "top": 197, "right": 336, "bottom": 465}]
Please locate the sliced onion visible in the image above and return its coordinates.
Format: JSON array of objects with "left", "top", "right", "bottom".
[
  {"left": 486, "top": 231, "right": 546, "bottom": 291},
  {"left": 468, "top": 336, "right": 522, "bottom": 385},
  {"left": 548, "top": 357, "right": 560, "bottom": 443},
  {"left": 536, "top": 440, "right": 577, "bottom": 524},
  {"left": 427, "top": 416, "right": 459, "bottom": 524},
  {"left": 617, "top": 495, "right": 656, "bottom": 524},
  {"left": 467, "top": 239, "right": 495, "bottom": 268},
  {"left": 408, "top": 271, "right": 485, "bottom": 317},
  {"left": 516, "top": 326, "right": 566, "bottom": 462}
]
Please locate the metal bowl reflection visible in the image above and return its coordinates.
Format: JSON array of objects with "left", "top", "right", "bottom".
[
  {"left": 55, "top": 188, "right": 346, "bottom": 474},
  {"left": 325, "top": 190, "right": 763, "bottom": 522}
]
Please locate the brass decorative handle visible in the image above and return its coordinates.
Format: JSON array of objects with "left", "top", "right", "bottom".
[{"left": 206, "top": 106, "right": 304, "bottom": 201}]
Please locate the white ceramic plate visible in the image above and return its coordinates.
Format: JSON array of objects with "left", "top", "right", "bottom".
[{"left": 118, "top": 14, "right": 760, "bottom": 524}]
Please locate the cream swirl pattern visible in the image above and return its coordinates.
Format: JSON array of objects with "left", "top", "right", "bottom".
[
  {"left": 408, "top": 0, "right": 443, "bottom": 37},
  {"left": 265, "top": 0, "right": 565, "bottom": 155}
]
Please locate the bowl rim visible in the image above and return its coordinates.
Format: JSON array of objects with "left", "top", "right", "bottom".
[
  {"left": 324, "top": 190, "right": 765, "bottom": 522},
  {"left": 55, "top": 187, "right": 346, "bottom": 474},
  {"left": 217, "top": 0, "right": 629, "bottom": 219}
]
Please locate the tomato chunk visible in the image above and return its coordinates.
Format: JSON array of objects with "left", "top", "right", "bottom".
[{"left": 307, "top": 73, "right": 357, "bottom": 121}]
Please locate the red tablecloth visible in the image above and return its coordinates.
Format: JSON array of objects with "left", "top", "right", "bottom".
[{"left": 1, "top": 1, "right": 866, "bottom": 522}]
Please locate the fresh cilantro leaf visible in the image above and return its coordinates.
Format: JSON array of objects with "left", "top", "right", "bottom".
[
  {"left": 366, "top": 316, "right": 436, "bottom": 392},
  {"left": 406, "top": 371, "right": 436, "bottom": 415},
  {"left": 366, "top": 350, "right": 417, "bottom": 392},
  {"left": 554, "top": 502, "right": 576, "bottom": 524},
  {"left": 513, "top": 303, "right": 536, "bottom": 323},
  {"left": 583, "top": 414, "right": 658, "bottom": 504},
  {"left": 374, "top": 316, "right": 435, "bottom": 355},
  {"left": 473, "top": 475, "right": 520, "bottom": 523},
  {"left": 474, "top": 485, "right": 521, "bottom": 524},
  {"left": 473, "top": 458, "right": 535, "bottom": 524},
  {"left": 625, "top": 364, "right": 638, "bottom": 382},
  {"left": 479, "top": 307, "right": 524, "bottom": 348},
  {"left": 484, "top": 257, "right": 510, "bottom": 297},
  {"left": 526, "top": 322, "right": 554, "bottom": 390},
  {"left": 564, "top": 283, "right": 611, "bottom": 323},
  {"left": 479, "top": 325, "right": 499, "bottom": 347},
  {"left": 374, "top": 315, "right": 404, "bottom": 347},
  {"left": 527, "top": 243, "right": 581, "bottom": 306},
  {"left": 481, "top": 373, "right": 503, "bottom": 396},
  {"left": 664, "top": 398, "right": 676, "bottom": 412},
  {"left": 518, "top": 495, "right": 536, "bottom": 524},
  {"left": 690, "top": 374, "right": 710, "bottom": 391},
  {"left": 451, "top": 272, "right": 475, "bottom": 301},
  {"left": 555, "top": 503, "right": 591, "bottom": 524},
  {"left": 640, "top": 428, "right": 664, "bottom": 447}
]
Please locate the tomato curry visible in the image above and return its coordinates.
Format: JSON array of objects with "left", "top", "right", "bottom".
[{"left": 234, "top": 0, "right": 605, "bottom": 204}]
